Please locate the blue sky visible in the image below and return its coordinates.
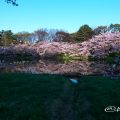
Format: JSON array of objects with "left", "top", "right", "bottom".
[{"left": 0, "top": 0, "right": 120, "bottom": 33}]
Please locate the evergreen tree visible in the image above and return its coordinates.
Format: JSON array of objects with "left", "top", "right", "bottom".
[
  {"left": 75, "top": 25, "right": 93, "bottom": 42},
  {"left": 2, "top": 30, "right": 16, "bottom": 46},
  {"left": 109, "top": 24, "right": 120, "bottom": 32}
]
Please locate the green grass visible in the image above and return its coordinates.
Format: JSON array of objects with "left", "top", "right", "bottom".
[
  {"left": 0, "top": 73, "right": 120, "bottom": 120},
  {"left": 57, "top": 53, "right": 88, "bottom": 61}
]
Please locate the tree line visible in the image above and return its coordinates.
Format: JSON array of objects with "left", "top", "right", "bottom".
[{"left": 0, "top": 24, "right": 120, "bottom": 46}]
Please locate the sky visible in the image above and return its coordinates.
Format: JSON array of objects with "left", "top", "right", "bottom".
[{"left": 0, "top": 0, "right": 120, "bottom": 33}]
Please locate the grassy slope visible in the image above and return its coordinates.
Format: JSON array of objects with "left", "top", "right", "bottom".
[{"left": 0, "top": 74, "right": 120, "bottom": 120}]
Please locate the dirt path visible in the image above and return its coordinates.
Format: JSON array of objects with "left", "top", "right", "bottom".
[
  {"left": 51, "top": 80, "right": 77, "bottom": 120},
  {"left": 50, "top": 78, "right": 95, "bottom": 120}
]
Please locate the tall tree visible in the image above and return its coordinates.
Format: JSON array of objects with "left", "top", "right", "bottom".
[
  {"left": 93, "top": 26, "right": 108, "bottom": 35},
  {"left": 2, "top": 30, "right": 17, "bottom": 46},
  {"left": 53, "top": 31, "right": 74, "bottom": 42},
  {"left": 46, "top": 29, "right": 57, "bottom": 42},
  {"left": 35, "top": 29, "right": 48, "bottom": 42},
  {"left": 109, "top": 24, "right": 120, "bottom": 32},
  {"left": 75, "top": 25, "right": 93, "bottom": 42},
  {"left": 15, "top": 32, "right": 32, "bottom": 44},
  {"left": 0, "top": 30, "right": 4, "bottom": 46}
]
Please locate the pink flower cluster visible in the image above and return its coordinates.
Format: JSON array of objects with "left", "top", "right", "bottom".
[
  {"left": 0, "top": 32, "right": 120, "bottom": 59},
  {"left": 80, "top": 32, "right": 120, "bottom": 57},
  {"left": 0, "top": 44, "right": 39, "bottom": 61},
  {"left": 32, "top": 32, "right": 120, "bottom": 58}
]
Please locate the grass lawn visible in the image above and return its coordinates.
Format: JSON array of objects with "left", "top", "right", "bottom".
[{"left": 0, "top": 73, "right": 120, "bottom": 120}]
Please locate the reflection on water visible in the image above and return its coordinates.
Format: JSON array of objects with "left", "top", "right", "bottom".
[{"left": 0, "top": 60, "right": 112, "bottom": 75}]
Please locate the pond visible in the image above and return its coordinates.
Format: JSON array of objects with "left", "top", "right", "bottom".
[{"left": 0, "top": 60, "right": 114, "bottom": 76}]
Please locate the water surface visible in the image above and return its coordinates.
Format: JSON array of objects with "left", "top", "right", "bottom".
[{"left": 0, "top": 60, "right": 112, "bottom": 75}]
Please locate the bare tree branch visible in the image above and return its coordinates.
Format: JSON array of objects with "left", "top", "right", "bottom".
[{"left": 5, "top": 0, "right": 18, "bottom": 6}]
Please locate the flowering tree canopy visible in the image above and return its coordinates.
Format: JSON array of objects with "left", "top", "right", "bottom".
[{"left": 0, "top": 32, "right": 120, "bottom": 61}]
